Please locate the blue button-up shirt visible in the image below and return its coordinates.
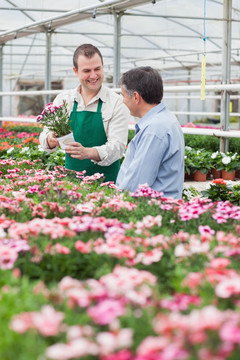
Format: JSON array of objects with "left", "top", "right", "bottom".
[{"left": 116, "top": 101, "right": 185, "bottom": 199}]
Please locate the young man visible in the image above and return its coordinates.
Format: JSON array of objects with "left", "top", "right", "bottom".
[
  {"left": 116, "top": 66, "right": 185, "bottom": 199},
  {"left": 39, "top": 43, "right": 131, "bottom": 182}
]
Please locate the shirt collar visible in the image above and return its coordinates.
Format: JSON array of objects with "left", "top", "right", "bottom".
[
  {"left": 136, "top": 101, "right": 166, "bottom": 131},
  {"left": 73, "top": 84, "right": 107, "bottom": 104}
]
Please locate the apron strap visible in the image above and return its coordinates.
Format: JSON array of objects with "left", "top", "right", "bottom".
[
  {"left": 97, "top": 99, "right": 103, "bottom": 113},
  {"left": 73, "top": 100, "right": 78, "bottom": 111}
]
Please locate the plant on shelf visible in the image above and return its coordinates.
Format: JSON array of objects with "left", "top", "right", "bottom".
[
  {"left": 184, "top": 146, "right": 195, "bottom": 176},
  {"left": 210, "top": 151, "right": 225, "bottom": 171},
  {"left": 201, "top": 178, "right": 240, "bottom": 205},
  {"left": 189, "top": 148, "right": 212, "bottom": 175},
  {"left": 211, "top": 151, "right": 239, "bottom": 173}
]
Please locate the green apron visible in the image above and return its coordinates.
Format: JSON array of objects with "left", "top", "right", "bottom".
[{"left": 65, "top": 99, "right": 120, "bottom": 182}]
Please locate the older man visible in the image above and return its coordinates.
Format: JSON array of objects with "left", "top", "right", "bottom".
[{"left": 116, "top": 66, "right": 185, "bottom": 199}]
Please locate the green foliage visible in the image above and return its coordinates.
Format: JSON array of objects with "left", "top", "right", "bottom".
[
  {"left": 128, "top": 129, "right": 135, "bottom": 143},
  {"left": 184, "top": 134, "right": 240, "bottom": 153},
  {"left": 5, "top": 125, "right": 43, "bottom": 134},
  {"left": 16, "top": 250, "right": 120, "bottom": 284},
  {"left": 0, "top": 273, "right": 49, "bottom": 360},
  {"left": 185, "top": 147, "right": 212, "bottom": 174},
  {"left": 202, "top": 180, "right": 240, "bottom": 205}
]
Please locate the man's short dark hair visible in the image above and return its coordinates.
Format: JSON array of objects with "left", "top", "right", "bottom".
[
  {"left": 119, "top": 66, "right": 163, "bottom": 104},
  {"left": 73, "top": 44, "right": 103, "bottom": 70}
]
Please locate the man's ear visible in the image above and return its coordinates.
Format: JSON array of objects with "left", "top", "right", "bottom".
[
  {"left": 73, "top": 67, "right": 77, "bottom": 75},
  {"left": 133, "top": 91, "right": 141, "bottom": 103}
]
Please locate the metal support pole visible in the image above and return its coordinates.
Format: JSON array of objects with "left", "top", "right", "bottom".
[
  {"left": 113, "top": 11, "right": 122, "bottom": 87},
  {"left": 0, "top": 46, "right": 3, "bottom": 124},
  {"left": 45, "top": 31, "right": 52, "bottom": 104},
  {"left": 0, "top": 45, "right": 3, "bottom": 126},
  {"left": 220, "top": 0, "right": 232, "bottom": 152},
  {"left": 187, "top": 69, "right": 191, "bottom": 123}
]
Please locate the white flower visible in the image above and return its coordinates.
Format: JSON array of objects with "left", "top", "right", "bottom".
[
  {"left": 211, "top": 151, "right": 219, "bottom": 159},
  {"left": 222, "top": 156, "right": 231, "bottom": 165},
  {"left": 38, "top": 145, "right": 45, "bottom": 152},
  {"left": 20, "top": 147, "right": 30, "bottom": 153},
  {"left": 7, "top": 147, "right": 14, "bottom": 154}
]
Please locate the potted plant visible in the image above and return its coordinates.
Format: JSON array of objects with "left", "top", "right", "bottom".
[
  {"left": 214, "top": 152, "right": 239, "bottom": 181},
  {"left": 184, "top": 146, "right": 194, "bottom": 180},
  {"left": 201, "top": 178, "right": 240, "bottom": 205},
  {"left": 37, "top": 101, "right": 74, "bottom": 149},
  {"left": 189, "top": 149, "right": 212, "bottom": 181},
  {"left": 209, "top": 151, "right": 224, "bottom": 178}
]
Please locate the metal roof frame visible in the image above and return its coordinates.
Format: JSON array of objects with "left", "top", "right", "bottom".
[{"left": 0, "top": 0, "right": 151, "bottom": 44}]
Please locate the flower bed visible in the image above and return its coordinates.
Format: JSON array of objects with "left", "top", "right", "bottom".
[{"left": 0, "top": 128, "right": 240, "bottom": 360}]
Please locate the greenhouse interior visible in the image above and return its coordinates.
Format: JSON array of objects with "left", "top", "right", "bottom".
[{"left": 1, "top": 1, "right": 240, "bottom": 360}]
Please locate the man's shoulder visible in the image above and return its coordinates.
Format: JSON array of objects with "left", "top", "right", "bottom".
[
  {"left": 58, "top": 87, "right": 78, "bottom": 97},
  {"left": 54, "top": 88, "right": 77, "bottom": 102},
  {"left": 101, "top": 85, "right": 121, "bottom": 101},
  {"left": 143, "top": 110, "right": 181, "bottom": 136}
]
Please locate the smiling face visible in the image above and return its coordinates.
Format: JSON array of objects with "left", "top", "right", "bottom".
[{"left": 73, "top": 53, "right": 104, "bottom": 97}]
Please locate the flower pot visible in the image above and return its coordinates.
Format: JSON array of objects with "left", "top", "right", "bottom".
[
  {"left": 236, "top": 169, "right": 240, "bottom": 179},
  {"left": 193, "top": 170, "right": 207, "bottom": 182},
  {"left": 211, "top": 168, "right": 222, "bottom": 179},
  {"left": 221, "top": 170, "right": 235, "bottom": 181},
  {"left": 57, "top": 132, "right": 75, "bottom": 150}
]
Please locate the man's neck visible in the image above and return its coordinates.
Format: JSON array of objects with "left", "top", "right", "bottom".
[
  {"left": 138, "top": 103, "right": 159, "bottom": 118},
  {"left": 79, "top": 86, "right": 100, "bottom": 106}
]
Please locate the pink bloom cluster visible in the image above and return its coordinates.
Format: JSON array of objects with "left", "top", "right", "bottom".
[
  {"left": 10, "top": 305, "right": 64, "bottom": 336},
  {"left": 58, "top": 265, "right": 157, "bottom": 310}
]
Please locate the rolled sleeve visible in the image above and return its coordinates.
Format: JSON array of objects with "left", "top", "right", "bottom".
[{"left": 39, "top": 127, "right": 58, "bottom": 153}]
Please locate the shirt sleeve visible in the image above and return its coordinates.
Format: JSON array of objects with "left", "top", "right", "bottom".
[
  {"left": 94, "top": 97, "right": 131, "bottom": 166},
  {"left": 117, "top": 133, "right": 167, "bottom": 192}
]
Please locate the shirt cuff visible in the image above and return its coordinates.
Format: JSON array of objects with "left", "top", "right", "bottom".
[{"left": 92, "top": 146, "right": 108, "bottom": 165}]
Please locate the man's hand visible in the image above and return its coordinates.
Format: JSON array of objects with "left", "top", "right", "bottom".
[
  {"left": 47, "top": 133, "right": 59, "bottom": 149},
  {"left": 66, "top": 142, "right": 101, "bottom": 162}
]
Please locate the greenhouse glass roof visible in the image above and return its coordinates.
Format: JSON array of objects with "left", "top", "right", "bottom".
[{"left": 0, "top": 0, "right": 240, "bottom": 87}]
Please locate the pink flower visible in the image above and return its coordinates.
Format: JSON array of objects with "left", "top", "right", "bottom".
[
  {"left": 215, "top": 277, "right": 240, "bottom": 298},
  {"left": 102, "top": 349, "right": 132, "bottom": 360},
  {"left": 209, "top": 258, "right": 231, "bottom": 268},
  {"left": 55, "top": 243, "right": 71, "bottom": 254},
  {"left": 96, "top": 328, "right": 133, "bottom": 355},
  {"left": 198, "top": 225, "right": 215, "bottom": 241},
  {"left": 10, "top": 312, "right": 33, "bottom": 333},
  {"left": 32, "top": 305, "right": 65, "bottom": 336},
  {"left": 87, "top": 299, "right": 125, "bottom": 325},
  {"left": 219, "top": 320, "right": 240, "bottom": 344},
  {"left": 160, "top": 293, "right": 201, "bottom": 312},
  {"left": 134, "top": 249, "right": 163, "bottom": 265},
  {"left": 182, "top": 272, "right": 203, "bottom": 289},
  {"left": 137, "top": 336, "right": 169, "bottom": 355},
  {"left": 46, "top": 338, "right": 98, "bottom": 359},
  {"left": 75, "top": 240, "right": 91, "bottom": 253},
  {"left": 0, "top": 246, "right": 18, "bottom": 269}
]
